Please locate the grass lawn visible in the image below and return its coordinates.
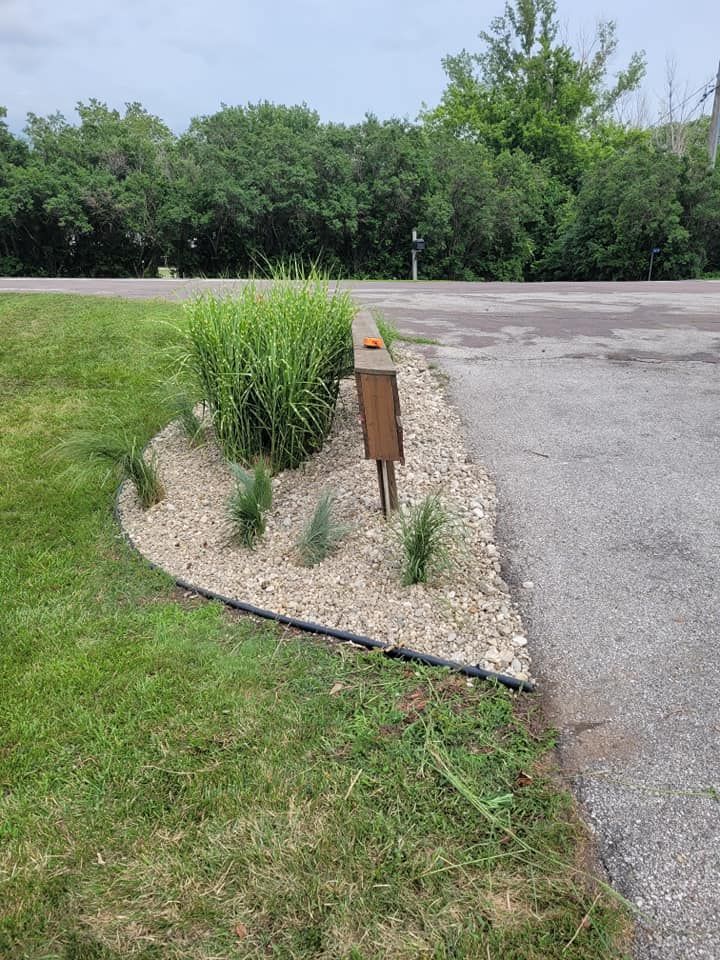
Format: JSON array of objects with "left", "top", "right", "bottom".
[{"left": 0, "top": 294, "right": 628, "bottom": 959}]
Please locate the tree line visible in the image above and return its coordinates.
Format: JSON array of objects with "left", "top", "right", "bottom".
[{"left": 1, "top": 0, "right": 719, "bottom": 281}]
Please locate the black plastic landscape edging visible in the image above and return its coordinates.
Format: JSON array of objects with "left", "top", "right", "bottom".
[{"left": 114, "top": 486, "right": 535, "bottom": 693}]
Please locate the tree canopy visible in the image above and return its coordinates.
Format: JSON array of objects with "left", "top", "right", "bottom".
[
  {"left": 426, "top": 0, "right": 647, "bottom": 184},
  {"left": 1, "top": 0, "right": 718, "bottom": 281}
]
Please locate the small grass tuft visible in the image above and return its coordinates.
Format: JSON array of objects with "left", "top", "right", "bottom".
[
  {"left": 374, "top": 310, "right": 439, "bottom": 359},
  {"left": 397, "top": 494, "right": 454, "bottom": 585},
  {"left": 228, "top": 459, "right": 273, "bottom": 547},
  {"left": 58, "top": 429, "right": 164, "bottom": 508},
  {"left": 167, "top": 392, "right": 206, "bottom": 447},
  {"left": 296, "top": 491, "right": 348, "bottom": 566},
  {"left": 374, "top": 312, "right": 401, "bottom": 359}
]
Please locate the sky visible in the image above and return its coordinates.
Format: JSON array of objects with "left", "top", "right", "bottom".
[{"left": 1, "top": 0, "right": 717, "bottom": 133}]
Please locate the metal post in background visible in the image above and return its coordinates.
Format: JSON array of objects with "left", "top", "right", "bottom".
[
  {"left": 648, "top": 246, "right": 661, "bottom": 281},
  {"left": 708, "top": 61, "right": 720, "bottom": 167},
  {"left": 411, "top": 229, "right": 425, "bottom": 281}
]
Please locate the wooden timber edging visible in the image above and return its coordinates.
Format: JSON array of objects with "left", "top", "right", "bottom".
[{"left": 352, "top": 310, "right": 404, "bottom": 514}]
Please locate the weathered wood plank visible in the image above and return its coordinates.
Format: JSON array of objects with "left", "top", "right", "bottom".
[
  {"left": 353, "top": 310, "right": 396, "bottom": 374},
  {"left": 352, "top": 309, "right": 405, "bottom": 514},
  {"left": 355, "top": 370, "right": 403, "bottom": 462},
  {"left": 376, "top": 459, "right": 398, "bottom": 513}
]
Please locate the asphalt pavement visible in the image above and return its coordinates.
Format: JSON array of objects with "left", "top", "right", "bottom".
[{"left": 2, "top": 278, "right": 719, "bottom": 958}]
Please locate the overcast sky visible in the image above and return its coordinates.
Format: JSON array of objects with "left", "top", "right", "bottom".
[{"left": 1, "top": 0, "right": 717, "bottom": 133}]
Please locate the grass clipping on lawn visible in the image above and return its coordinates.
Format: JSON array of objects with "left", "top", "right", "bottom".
[{"left": 0, "top": 292, "right": 631, "bottom": 960}]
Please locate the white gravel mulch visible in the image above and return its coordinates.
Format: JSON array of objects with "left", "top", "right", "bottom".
[{"left": 118, "top": 349, "right": 532, "bottom": 682}]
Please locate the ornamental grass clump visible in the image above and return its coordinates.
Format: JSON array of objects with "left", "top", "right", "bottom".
[
  {"left": 296, "top": 491, "right": 348, "bottom": 567},
  {"left": 58, "top": 430, "right": 164, "bottom": 508},
  {"left": 167, "top": 392, "right": 205, "bottom": 447},
  {"left": 398, "top": 494, "right": 454, "bottom": 586},
  {"left": 182, "top": 273, "right": 354, "bottom": 473},
  {"left": 228, "top": 459, "right": 273, "bottom": 548}
]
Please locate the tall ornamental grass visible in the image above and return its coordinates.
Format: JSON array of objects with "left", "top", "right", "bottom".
[
  {"left": 182, "top": 276, "right": 354, "bottom": 472},
  {"left": 57, "top": 430, "right": 164, "bottom": 508}
]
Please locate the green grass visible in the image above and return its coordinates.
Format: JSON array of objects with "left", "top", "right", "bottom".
[
  {"left": 375, "top": 312, "right": 402, "bottom": 359},
  {"left": 182, "top": 274, "right": 355, "bottom": 472},
  {"left": 228, "top": 459, "right": 273, "bottom": 547},
  {"left": 166, "top": 392, "right": 206, "bottom": 447},
  {"left": 0, "top": 293, "right": 629, "bottom": 959},
  {"left": 401, "top": 331, "right": 441, "bottom": 346},
  {"left": 373, "top": 311, "right": 440, "bottom": 360}
]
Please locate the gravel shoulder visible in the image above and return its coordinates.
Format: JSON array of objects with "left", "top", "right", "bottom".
[{"left": 119, "top": 349, "right": 532, "bottom": 681}]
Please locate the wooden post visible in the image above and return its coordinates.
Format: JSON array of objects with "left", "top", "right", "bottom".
[
  {"left": 376, "top": 460, "right": 398, "bottom": 514},
  {"left": 353, "top": 310, "right": 404, "bottom": 516}
]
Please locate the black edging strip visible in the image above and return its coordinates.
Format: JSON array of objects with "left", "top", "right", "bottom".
[{"left": 114, "top": 485, "right": 535, "bottom": 693}]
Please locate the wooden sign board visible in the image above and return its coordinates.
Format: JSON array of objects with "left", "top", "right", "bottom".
[{"left": 353, "top": 310, "right": 404, "bottom": 513}]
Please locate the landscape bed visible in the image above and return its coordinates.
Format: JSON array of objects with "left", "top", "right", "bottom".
[{"left": 119, "top": 348, "right": 533, "bottom": 683}]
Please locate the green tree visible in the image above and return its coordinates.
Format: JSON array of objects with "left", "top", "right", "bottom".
[
  {"left": 546, "top": 141, "right": 698, "bottom": 279},
  {"left": 419, "top": 137, "right": 569, "bottom": 280},
  {"left": 2, "top": 0, "right": 716, "bottom": 285},
  {"left": 678, "top": 144, "right": 720, "bottom": 275},
  {"left": 426, "top": 0, "right": 646, "bottom": 184},
  {"left": 350, "top": 116, "right": 429, "bottom": 277},
  {"left": 2, "top": 102, "right": 174, "bottom": 276},
  {"left": 171, "top": 103, "right": 328, "bottom": 275},
  {"left": 0, "top": 107, "right": 30, "bottom": 274},
  {"left": 167, "top": 108, "right": 428, "bottom": 279}
]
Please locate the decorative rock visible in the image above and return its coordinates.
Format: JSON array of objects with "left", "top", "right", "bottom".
[{"left": 117, "top": 349, "right": 533, "bottom": 683}]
